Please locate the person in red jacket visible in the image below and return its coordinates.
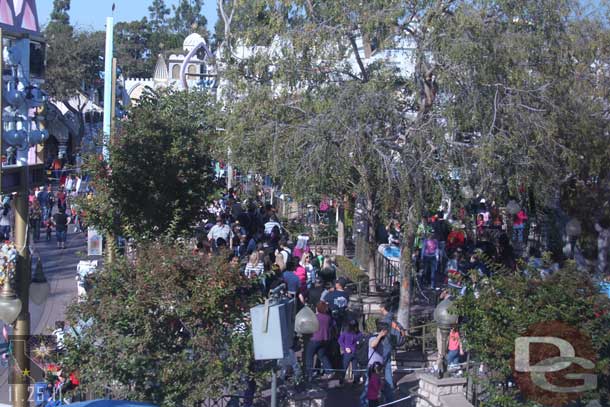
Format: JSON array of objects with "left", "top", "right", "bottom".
[
  {"left": 446, "top": 224, "right": 466, "bottom": 252},
  {"left": 513, "top": 209, "right": 528, "bottom": 243}
]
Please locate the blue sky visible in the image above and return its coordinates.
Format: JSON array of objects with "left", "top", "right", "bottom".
[{"left": 36, "top": 0, "right": 218, "bottom": 31}]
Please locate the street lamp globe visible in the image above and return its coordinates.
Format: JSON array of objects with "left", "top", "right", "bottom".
[
  {"left": 566, "top": 219, "right": 582, "bottom": 237},
  {"left": 461, "top": 185, "right": 474, "bottom": 200},
  {"left": 434, "top": 297, "right": 459, "bottom": 331},
  {"left": 434, "top": 296, "right": 459, "bottom": 378},
  {"left": 506, "top": 200, "right": 521, "bottom": 216},
  {"left": 30, "top": 257, "right": 50, "bottom": 306},
  {"left": 0, "top": 278, "right": 22, "bottom": 325}
]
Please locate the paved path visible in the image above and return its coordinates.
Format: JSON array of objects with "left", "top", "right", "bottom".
[{"left": 0, "top": 229, "right": 86, "bottom": 404}]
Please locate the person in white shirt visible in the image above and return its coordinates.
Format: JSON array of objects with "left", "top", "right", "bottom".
[
  {"left": 0, "top": 203, "right": 11, "bottom": 241},
  {"left": 264, "top": 217, "right": 282, "bottom": 236},
  {"left": 207, "top": 216, "right": 232, "bottom": 249},
  {"left": 244, "top": 252, "right": 265, "bottom": 278},
  {"left": 52, "top": 321, "right": 66, "bottom": 352}
]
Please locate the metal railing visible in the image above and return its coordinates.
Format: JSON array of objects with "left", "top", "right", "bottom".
[
  {"left": 407, "top": 322, "right": 438, "bottom": 355},
  {"left": 195, "top": 394, "right": 264, "bottom": 407},
  {"left": 375, "top": 250, "right": 400, "bottom": 290}
]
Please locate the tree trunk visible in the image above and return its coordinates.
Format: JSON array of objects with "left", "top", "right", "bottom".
[
  {"left": 336, "top": 202, "right": 345, "bottom": 256},
  {"left": 63, "top": 99, "right": 86, "bottom": 159},
  {"left": 106, "top": 232, "right": 115, "bottom": 264},
  {"left": 365, "top": 193, "right": 377, "bottom": 293},
  {"left": 397, "top": 214, "right": 416, "bottom": 330}
]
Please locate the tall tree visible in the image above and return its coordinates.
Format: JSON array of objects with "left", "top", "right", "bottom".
[
  {"left": 44, "top": 26, "right": 105, "bottom": 152},
  {"left": 148, "top": 0, "right": 171, "bottom": 32},
  {"left": 47, "top": 0, "right": 71, "bottom": 34},
  {"left": 171, "top": 0, "right": 208, "bottom": 37},
  {"left": 115, "top": 19, "right": 154, "bottom": 78},
  {"left": 79, "top": 89, "right": 218, "bottom": 240},
  {"left": 430, "top": 0, "right": 610, "bottom": 250},
  {"left": 217, "top": 1, "right": 451, "bottom": 312}
]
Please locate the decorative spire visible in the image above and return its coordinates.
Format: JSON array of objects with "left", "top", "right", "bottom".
[{"left": 153, "top": 54, "right": 169, "bottom": 83}]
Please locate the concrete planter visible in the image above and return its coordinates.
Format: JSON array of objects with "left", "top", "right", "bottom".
[{"left": 416, "top": 373, "right": 472, "bottom": 407}]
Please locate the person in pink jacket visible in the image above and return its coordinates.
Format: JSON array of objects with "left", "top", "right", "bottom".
[{"left": 294, "top": 256, "right": 308, "bottom": 294}]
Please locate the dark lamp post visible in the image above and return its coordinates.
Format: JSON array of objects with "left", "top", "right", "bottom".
[{"left": 434, "top": 296, "right": 459, "bottom": 378}]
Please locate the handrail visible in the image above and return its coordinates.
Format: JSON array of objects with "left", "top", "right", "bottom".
[
  {"left": 310, "top": 235, "right": 338, "bottom": 246},
  {"left": 408, "top": 322, "right": 437, "bottom": 354},
  {"left": 375, "top": 250, "right": 400, "bottom": 290}
]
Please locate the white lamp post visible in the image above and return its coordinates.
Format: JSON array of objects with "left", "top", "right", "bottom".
[
  {"left": 506, "top": 200, "right": 521, "bottom": 216},
  {"left": 461, "top": 185, "right": 474, "bottom": 200},
  {"left": 566, "top": 219, "right": 582, "bottom": 259},
  {"left": 566, "top": 219, "right": 582, "bottom": 238}
]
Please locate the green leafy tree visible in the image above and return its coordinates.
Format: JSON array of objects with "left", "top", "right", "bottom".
[
  {"left": 115, "top": 19, "right": 154, "bottom": 78},
  {"left": 146, "top": 0, "right": 186, "bottom": 63},
  {"left": 455, "top": 261, "right": 610, "bottom": 405},
  {"left": 47, "top": 0, "right": 71, "bottom": 35},
  {"left": 217, "top": 0, "right": 453, "bottom": 328},
  {"left": 80, "top": 89, "right": 217, "bottom": 240},
  {"left": 431, "top": 0, "right": 610, "bottom": 237},
  {"left": 171, "top": 0, "right": 208, "bottom": 37},
  {"left": 44, "top": 25, "right": 105, "bottom": 147},
  {"left": 63, "top": 242, "right": 266, "bottom": 405},
  {"left": 148, "top": 0, "right": 171, "bottom": 32}
]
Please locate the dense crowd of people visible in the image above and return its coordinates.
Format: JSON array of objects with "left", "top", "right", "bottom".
[
  {"left": 0, "top": 172, "right": 87, "bottom": 251},
  {"left": 194, "top": 186, "right": 418, "bottom": 406}
]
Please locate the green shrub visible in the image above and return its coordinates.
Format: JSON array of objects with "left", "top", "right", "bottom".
[{"left": 335, "top": 255, "right": 368, "bottom": 285}]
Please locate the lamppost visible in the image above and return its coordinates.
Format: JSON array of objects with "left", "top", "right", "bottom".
[
  {"left": 566, "top": 218, "right": 582, "bottom": 259},
  {"left": 506, "top": 200, "right": 520, "bottom": 217},
  {"left": 461, "top": 185, "right": 474, "bottom": 200},
  {"left": 0, "top": 277, "right": 21, "bottom": 325},
  {"left": 434, "top": 295, "right": 459, "bottom": 379},
  {"left": 0, "top": 27, "right": 49, "bottom": 407},
  {"left": 506, "top": 199, "right": 521, "bottom": 242}
]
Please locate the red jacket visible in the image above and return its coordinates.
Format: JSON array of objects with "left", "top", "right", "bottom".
[
  {"left": 447, "top": 230, "right": 465, "bottom": 249},
  {"left": 295, "top": 265, "right": 307, "bottom": 293}
]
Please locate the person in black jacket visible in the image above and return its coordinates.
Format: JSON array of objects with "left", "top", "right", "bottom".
[{"left": 53, "top": 209, "right": 68, "bottom": 249}]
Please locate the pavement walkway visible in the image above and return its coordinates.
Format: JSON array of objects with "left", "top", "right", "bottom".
[{"left": 0, "top": 228, "right": 86, "bottom": 404}]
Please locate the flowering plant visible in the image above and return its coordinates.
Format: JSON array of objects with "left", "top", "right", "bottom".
[{"left": 0, "top": 242, "right": 18, "bottom": 286}]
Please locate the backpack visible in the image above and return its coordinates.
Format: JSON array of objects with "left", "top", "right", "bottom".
[
  {"left": 389, "top": 325, "right": 407, "bottom": 349},
  {"left": 331, "top": 306, "right": 347, "bottom": 322},
  {"left": 356, "top": 334, "right": 382, "bottom": 366},
  {"left": 424, "top": 239, "right": 438, "bottom": 256}
]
